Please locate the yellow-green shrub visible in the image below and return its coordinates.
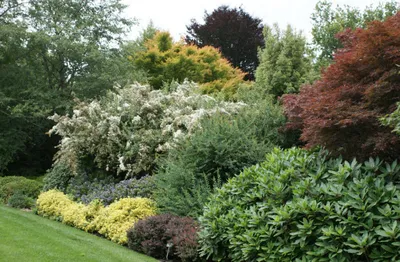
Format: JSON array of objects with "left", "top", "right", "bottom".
[
  {"left": 36, "top": 190, "right": 74, "bottom": 219},
  {"left": 93, "top": 198, "right": 156, "bottom": 244},
  {"left": 133, "top": 31, "right": 246, "bottom": 98},
  {"left": 62, "top": 200, "right": 104, "bottom": 232},
  {"left": 36, "top": 190, "right": 156, "bottom": 244}
]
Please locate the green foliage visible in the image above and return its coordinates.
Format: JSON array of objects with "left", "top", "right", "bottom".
[
  {"left": 381, "top": 102, "right": 400, "bottom": 136},
  {"left": 49, "top": 82, "right": 245, "bottom": 177},
  {"left": 255, "top": 24, "right": 313, "bottom": 98},
  {"left": 7, "top": 193, "right": 35, "bottom": 209},
  {"left": 133, "top": 31, "right": 246, "bottom": 98},
  {"left": 0, "top": 0, "right": 137, "bottom": 176},
  {"left": 199, "top": 147, "right": 400, "bottom": 261},
  {"left": 42, "top": 163, "right": 73, "bottom": 192},
  {"left": 0, "top": 176, "right": 42, "bottom": 207},
  {"left": 311, "top": 0, "right": 399, "bottom": 67},
  {"left": 155, "top": 97, "right": 286, "bottom": 217}
]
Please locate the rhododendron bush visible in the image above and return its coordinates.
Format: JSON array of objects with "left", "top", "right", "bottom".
[{"left": 49, "top": 81, "right": 245, "bottom": 177}]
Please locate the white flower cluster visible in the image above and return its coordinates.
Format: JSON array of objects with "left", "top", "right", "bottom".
[{"left": 49, "top": 81, "right": 246, "bottom": 177}]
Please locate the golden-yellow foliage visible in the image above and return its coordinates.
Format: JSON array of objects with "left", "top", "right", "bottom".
[
  {"left": 133, "top": 31, "right": 247, "bottom": 99},
  {"left": 93, "top": 197, "right": 156, "bottom": 244},
  {"left": 36, "top": 190, "right": 156, "bottom": 244}
]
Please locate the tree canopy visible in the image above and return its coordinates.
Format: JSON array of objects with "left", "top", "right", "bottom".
[
  {"left": 283, "top": 12, "right": 400, "bottom": 161},
  {"left": 185, "top": 5, "right": 264, "bottom": 80},
  {"left": 133, "top": 31, "right": 246, "bottom": 98},
  {"left": 255, "top": 24, "right": 313, "bottom": 98},
  {"left": 0, "top": 0, "right": 135, "bottom": 175},
  {"left": 311, "top": 0, "right": 399, "bottom": 68}
]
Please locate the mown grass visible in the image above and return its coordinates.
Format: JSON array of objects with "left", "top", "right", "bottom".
[{"left": 0, "top": 205, "right": 157, "bottom": 262}]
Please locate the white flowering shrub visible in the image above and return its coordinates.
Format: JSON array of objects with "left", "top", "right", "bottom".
[{"left": 49, "top": 81, "right": 245, "bottom": 177}]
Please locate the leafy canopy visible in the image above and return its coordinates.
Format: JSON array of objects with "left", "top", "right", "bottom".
[
  {"left": 133, "top": 31, "right": 246, "bottom": 99},
  {"left": 186, "top": 5, "right": 264, "bottom": 80},
  {"left": 311, "top": 0, "right": 399, "bottom": 67},
  {"left": 0, "top": 0, "right": 134, "bottom": 175},
  {"left": 255, "top": 24, "right": 313, "bottom": 98},
  {"left": 283, "top": 12, "right": 400, "bottom": 161}
]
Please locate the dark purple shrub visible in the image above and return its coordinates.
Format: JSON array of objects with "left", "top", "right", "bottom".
[{"left": 127, "top": 214, "right": 199, "bottom": 261}]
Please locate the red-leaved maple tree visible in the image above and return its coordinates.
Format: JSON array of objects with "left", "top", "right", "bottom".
[{"left": 283, "top": 12, "right": 400, "bottom": 161}]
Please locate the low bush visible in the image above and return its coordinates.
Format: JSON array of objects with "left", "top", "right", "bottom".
[
  {"left": 94, "top": 197, "right": 156, "bottom": 244},
  {"left": 127, "top": 214, "right": 199, "bottom": 261},
  {"left": 36, "top": 190, "right": 75, "bottom": 220},
  {"left": 0, "top": 176, "right": 42, "bottom": 208},
  {"left": 7, "top": 193, "right": 35, "bottom": 209},
  {"left": 0, "top": 176, "right": 25, "bottom": 188},
  {"left": 199, "top": 147, "right": 400, "bottom": 261},
  {"left": 70, "top": 175, "right": 156, "bottom": 205},
  {"left": 43, "top": 165, "right": 156, "bottom": 205},
  {"left": 36, "top": 190, "right": 156, "bottom": 244}
]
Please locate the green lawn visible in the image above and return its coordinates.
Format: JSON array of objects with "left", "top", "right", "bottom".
[{"left": 0, "top": 205, "right": 157, "bottom": 262}]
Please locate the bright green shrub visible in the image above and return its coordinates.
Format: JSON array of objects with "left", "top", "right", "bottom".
[
  {"left": 199, "top": 147, "right": 400, "bottom": 261},
  {"left": 93, "top": 197, "right": 156, "bottom": 244},
  {"left": 36, "top": 190, "right": 156, "bottom": 244},
  {"left": 382, "top": 102, "right": 400, "bottom": 136},
  {"left": 0, "top": 176, "right": 42, "bottom": 206},
  {"left": 155, "top": 96, "right": 286, "bottom": 217},
  {"left": 133, "top": 31, "right": 246, "bottom": 98},
  {"left": 0, "top": 176, "right": 25, "bottom": 188}
]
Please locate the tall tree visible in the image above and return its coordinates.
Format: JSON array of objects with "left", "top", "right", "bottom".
[
  {"left": 311, "top": 0, "right": 399, "bottom": 68},
  {"left": 0, "top": 0, "right": 134, "bottom": 175},
  {"left": 186, "top": 5, "right": 264, "bottom": 80},
  {"left": 255, "top": 24, "right": 313, "bottom": 98},
  {"left": 283, "top": 12, "right": 400, "bottom": 161}
]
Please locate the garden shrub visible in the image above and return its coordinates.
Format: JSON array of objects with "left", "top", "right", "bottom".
[
  {"left": 36, "top": 190, "right": 75, "bottom": 220},
  {"left": 93, "top": 197, "right": 156, "bottom": 244},
  {"left": 0, "top": 176, "right": 25, "bottom": 188},
  {"left": 133, "top": 31, "right": 246, "bottom": 98},
  {"left": 42, "top": 163, "right": 73, "bottom": 192},
  {"left": 0, "top": 176, "right": 42, "bottom": 207},
  {"left": 69, "top": 174, "right": 156, "bottom": 205},
  {"left": 199, "top": 147, "right": 400, "bottom": 261},
  {"left": 127, "top": 214, "right": 199, "bottom": 261},
  {"left": 155, "top": 96, "right": 285, "bottom": 217},
  {"left": 382, "top": 102, "right": 400, "bottom": 136},
  {"left": 7, "top": 193, "right": 35, "bottom": 209},
  {"left": 36, "top": 190, "right": 156, "bottom": 244},
  {"left": 49, "top": 81, "right": 245, "bottom": 177}
]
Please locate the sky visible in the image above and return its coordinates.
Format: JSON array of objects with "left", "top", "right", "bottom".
[{"left": 122, "top": 0, "right": 392, "bottom": 41}]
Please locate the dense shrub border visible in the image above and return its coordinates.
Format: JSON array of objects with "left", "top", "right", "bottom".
[
  {"left": 199, "top": 147, "right": 400, "bottom": 261},
  {"left": 36, "top": 190, "right": 156, "bottom": 244}
]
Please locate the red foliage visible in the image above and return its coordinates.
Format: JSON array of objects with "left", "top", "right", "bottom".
[
  {"left": 127, "top": 214, "right": 200, "bottom": 261},
  {"left": 283, "top": 12, "right": 400, "bottom": 161}
]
